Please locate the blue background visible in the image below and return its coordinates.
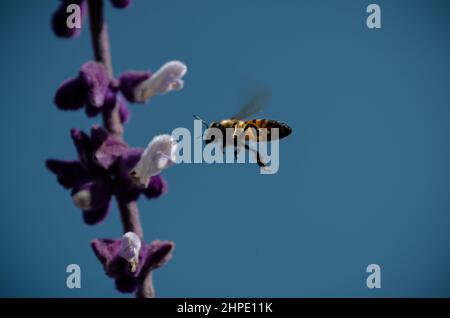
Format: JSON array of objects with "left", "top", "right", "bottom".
[{"left": 1, "top": 0, "right": 449, "bottom": 297}]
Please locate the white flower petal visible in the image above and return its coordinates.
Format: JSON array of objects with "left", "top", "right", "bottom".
[
  {"left": 119, "top": 232, "right": 141, "bottom": 267},
  {"left": 135, "top": 61, "right": 187, "bottom": 102},
  {"left": 72, "top": 190, "right": 91, "bottom": 210},
  {"left": 130, "top": 135, "right": 178, "bottom": 187},
  {"left": 156, "top": 155, "right": 169, "bottom": 170}
]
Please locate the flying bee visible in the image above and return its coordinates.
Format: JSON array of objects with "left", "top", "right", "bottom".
[{"left": 194, "top": 91, "right": 292, "bottom": 168}]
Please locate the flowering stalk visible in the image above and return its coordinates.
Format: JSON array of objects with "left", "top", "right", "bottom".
[
  {"left": 87, "top": 0, "right": 121, "bottom": 138},
  {"left": 48, "top": 0, "right": 185, "bottom": 298},
  {"left": 86, "top": 0, "right": 151, "bottom": 296}
]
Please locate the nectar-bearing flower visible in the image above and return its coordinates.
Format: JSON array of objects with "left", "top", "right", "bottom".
[
  {"left": 129, "top": 135, "right": 178, "bottom": 188},
  {"left": 45, "top": 126, "right": 167, "bottom": 224},
  {"left": 91, "top": 237, "right": 174, "bottom": 294},
  {"left": 54, "top": 60, "right": 187, "bottom": 118},
  {"left": 119, "top": 232, "right": 141, "bottom": 273},
  {"left": 46, "top": 126, "right": 122, "bottom": 224},
  {"left": 131, "top": 61, "right": 187, "bottom": 103}
]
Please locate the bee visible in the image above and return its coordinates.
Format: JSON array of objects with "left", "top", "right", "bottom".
[{"left": 194, "top": 91, "right": 292, "bottom": 168}]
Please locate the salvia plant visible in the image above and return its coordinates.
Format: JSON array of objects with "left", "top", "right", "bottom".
[{"left": 46, "top": 0, "right": 186, "bottom": 297}]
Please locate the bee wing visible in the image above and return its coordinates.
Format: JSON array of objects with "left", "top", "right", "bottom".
[{"left": 231, "top": 90, "right": 271, "bottom": 120}]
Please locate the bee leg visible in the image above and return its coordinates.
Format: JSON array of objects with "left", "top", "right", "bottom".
[
  {"left": 234, "top": 135, "right": 238, "bottom": 159},
  {"left": 243, "top": 125, "right": 267, "bottom": 167},
  {"left": 255, "top": 150, "right": 266, "bottom": 168},
  {"left": 244, "top": 144, "right": 266, "bottom": 167},
  {"left": 233, "top": 124, "right": 244, "bottom": 159}
]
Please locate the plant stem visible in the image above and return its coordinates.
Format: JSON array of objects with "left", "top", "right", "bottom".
[
  {"left": 117, "top": 200, "right": 143, "bottom": 237},
  {"left": 137, "top": 272, "right": 155, "bottom": 298},
  {"left": 86, "top": 0, "right": 152, "bottom": 298},
  {"left": 86, "top": 0, "right": 123, "bottom": 139}
]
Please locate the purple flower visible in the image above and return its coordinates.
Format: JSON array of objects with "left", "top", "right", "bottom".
[
  {"left": 91, "top": 234, "right": 174, "bottom": 294},
  {"left": 110, "top": 0, "right": 132, "bottom": 9},
  {"left": 54, "top": 61, "right": 129, "bottom": 123},
  {"left": 54, "top": 60, "right": 188, "bottom": 120},
  {"left": 51, "top": 0, "right": 86, "bottom": 38},
  {"left": 46, "top": 126, "right": 126, "bottom": 224},
  {"left": 46, "top": 126, "right": 168, "bottom": 223}
]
